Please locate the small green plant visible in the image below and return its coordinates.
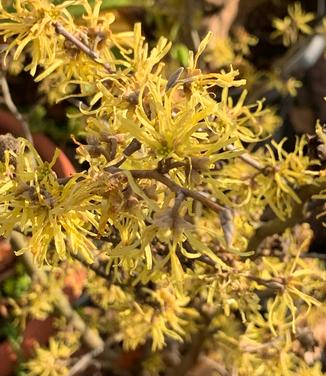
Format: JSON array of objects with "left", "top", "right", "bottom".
[{"left": 0, "top": 1, "right": 325, "bottom": 375}]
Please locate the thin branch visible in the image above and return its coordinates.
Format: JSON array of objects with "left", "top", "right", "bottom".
[
  {"left": 10, "top": 231, "right": 104, "bottom": 350},
  {"left": 54, "top": 22, "right": 113, "bottom": 73},
  {"left": 0, "top": 74, "right": 33, "bottom": 143},
  {"left": 72, "top": 253, "right": 113, "bottom": 282},
  {"left": 107, "top": 167, "right": 227, "bottom": 214},
  {"left": 68, "top": 347, "right": 103, "bottom": 376},
  {"left": 195, "top": 355, "right": 230, "bottom": 376},
  {"left": 245, "top": 275, "right": 284, "bottom": 291},
  {"left": 226, "top": 144, "right": 263, "bottom": 171},
  {"left": 183, "top": 240, "right": 218, "bottom": 268}
]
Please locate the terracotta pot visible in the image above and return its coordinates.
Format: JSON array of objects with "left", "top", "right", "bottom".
[
  {"left": 0, "top": 111, "right": 86, "bottom": 376},
  {"left": 0, "top": 343, "right": 16, "bottom": 376},
  {"left": 0, "top": 318, "right": 56, "bottom": 376},
  {"left": 0, "top": 239, "right": 14, "bottom": 273},
  {"left": 0, "top": 110, "right": 75, "bottom": 178}
]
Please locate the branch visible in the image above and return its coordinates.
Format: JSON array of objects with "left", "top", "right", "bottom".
[
  {"left": 72, "top": 253, "right": 113, "bottom": 283},
  {"left": 0, "top": 74, "right": 33, "bottom": 143},
  {"left": 226, "top": 144, "right": 263, "bottom": 171},
  {"left": 195, "top": 355, "right": 230, "bottom": 376},
  {"left": 68, "top": 347, "right": 103, "bottom": 376},
  {"left": 107, "top": 167, "right": 227, "bottom": 214},
  {"left": 54, "top": 22, "right": 113, "bottom": 73},
  {"left": 183, "top": 240, "right": 220, "bottom": 268},
  {"left": 123, "top": 138, "right": 142, "bottom": 157},
  {"left": 10, "top": 231, "right": 104, "bottom": 350},
  {"left": 203, "top": 0, "right": 240, "bottom": 39}
]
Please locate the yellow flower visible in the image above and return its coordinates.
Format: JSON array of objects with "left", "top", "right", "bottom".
[
  {"left": 0, "top": 0, "right": 79, "bottom": 79},
  {"left": 256, "top": 137, "right": 318, "bottom": 220},
  {"left": 119, "top": 81, "right": 231, "bottom": 162},
  {"left": 25, "top": 337, "right": 76, "bottom": 376},
  {"left": 267, "top": 71, "right": 302, "bottom": 97},
  {"left": 119, "top": 285, "right": 198, "bottom": 351},
  {"left": 272, "top": 2, "right": 314, "bottom": 46},
  {"left": 0, "top": 138, "right": 99, "bottom": 265},
  {"left": 253, "top": 233, "right": 322, "bottom": 336}
]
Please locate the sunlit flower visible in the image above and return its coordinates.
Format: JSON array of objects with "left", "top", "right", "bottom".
[
  {"left": 119, "top": 285, "right": 198, "bottom": 351},
  {"left": 256, "top": 137, "right": 319, "bottom": 220},
  {"left": 0, "top": 138, "right": 99, "bottom": 265}
]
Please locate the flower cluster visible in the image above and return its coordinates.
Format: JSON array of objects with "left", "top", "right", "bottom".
[
  {"left": 0, "top": 136, "right": 99, "bottom": 264},
  {"left": 0, "top": 1, "right": 325, "bottom": 375}
]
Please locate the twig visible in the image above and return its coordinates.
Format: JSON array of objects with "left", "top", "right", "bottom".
[
  {"left": 182, "top": 240, "right": 218, "bottom": 268},
  {"left": 195, "top": 355, "right": 230, "bottom": 376},
  {"left": 107, "top": 167, "right": 227, "bottom": 214},
  {"left": 168, "top": 329, "right": 208, "bottom": 376},
  {"left": 0, "top": 75, "right": 33, "bottom": 143},
  {"left": 54, "top": 22, "right": 113, "bottom": 73},
  {"left": 111, "top": 138, "right": 142, "bottom": 168},
  {"left": 72, "top": 253, "right": 113, "bottom": 282},
  {"left": 245, "top": 275, "right": 284, "bottom": 291},
  {"left": 219, "top": 207, "right": 234, "bottom": 248},
  {"left": 226, "top": 145, "right": 263, "bottom": 171},
  {"left": 203, "top": 0, "right": 240, "bottom": 39},
  {"left": 68, "top": 347, "right": 104, "bottom": 376},
  {"left": 10, "top": 231, "right": 104, "bottom": 350}
]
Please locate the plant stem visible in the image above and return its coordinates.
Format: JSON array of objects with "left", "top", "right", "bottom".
[
  {"left": 54, "top": 22, "right": 113, "bottom": 73},
  {"left": 10, "top": 231, "right": 104, "bottom": 351},
  {"left": 68, "top": 347, "right": 103, "bottom": 376},
  {"left": 72, "top": 253, "right": 114, "bottom": 282},
  {"left": 107, "top": 166, "right": 227, "bottom": 214},
  {"left": 226, "top": 144, "right": 263, "bottom": 171},
  {"left": 0, "top": 74, "right": 33, "bottom": 144}
]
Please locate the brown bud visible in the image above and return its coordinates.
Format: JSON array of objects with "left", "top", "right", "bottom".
[
  {"left": 125, "top": 196, "right": 139, "bottom": 210},
  {"left": 144, "top": 184, "right": 157, "bottom": 200},
  {"left": 0, "top": 133, "right": 19, "bottom": 165},
  {"left": 86, "top": 145, "right": 102, "bottom": 158},
  {"left": 190, "top": 157, "right": 211, "bottom": 171},
  {"left": 86, "top": 134, "right": 99, "bottom": 146}
]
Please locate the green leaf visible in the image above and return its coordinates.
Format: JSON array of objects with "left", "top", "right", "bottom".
[{"left": 171, "top": 43, "right": 189, "bottom": 67}]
